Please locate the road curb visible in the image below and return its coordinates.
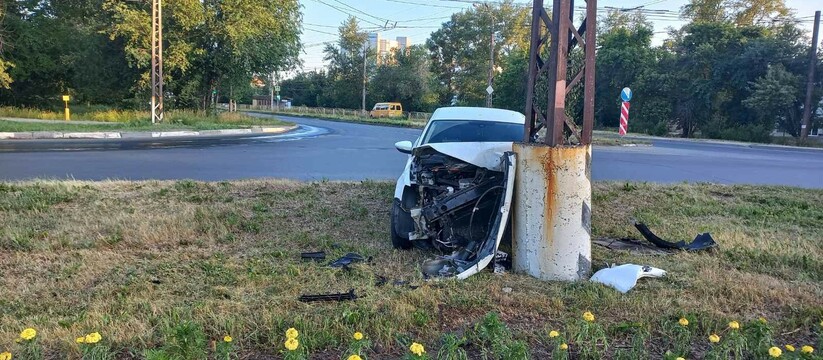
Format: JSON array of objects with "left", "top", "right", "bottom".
[
  {"left": 0, "top": 125, "right": 298, "bottom": 141},
  {"left": 593, "top": 131, "right": 823, "bottom": 153}
]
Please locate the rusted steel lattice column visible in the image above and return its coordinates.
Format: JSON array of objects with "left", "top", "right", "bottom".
[{"left": 513, "top": 0, "right": 596, "bottom": 281}]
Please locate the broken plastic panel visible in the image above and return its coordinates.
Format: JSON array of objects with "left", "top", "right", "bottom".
[
  {"left": 298, "top": 289, "right": 357, "bottom": 302},
  {"left": 634, "top": 222, "right": 718, "bottom": 251},
  {"left": 590, "top": 264, "right": 666, "bottom": 293}
]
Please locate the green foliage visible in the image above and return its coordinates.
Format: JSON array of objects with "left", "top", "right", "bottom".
[
  {"left": 154, "top": 320, "right": 208, "bottom": 360},
  {"left": 472, "top": 312, "right": 530, "bottom": 360},
  {"left": 436, "top": 333, "right": 468, "bottom": 360}
]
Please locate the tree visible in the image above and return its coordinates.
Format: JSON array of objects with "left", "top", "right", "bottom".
[
  {"left": 369, "top": 45, "right": 434, "bottom": 112},
  {"left": 0, "top": 5, "right": 13, "bottom": 90},
  {"left": 744, "top": 65, "right": 809, "bottom": 137},
  {"left": 323, "top": 17, "right": 369, "bottom": 110},
  {"left": 682, "top": 0, "right": 789, "bottom": 26}
]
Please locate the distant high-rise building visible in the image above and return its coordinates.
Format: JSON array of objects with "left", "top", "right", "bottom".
[{"left": 366, "top": 34, "right": 412, "bottom": 64}]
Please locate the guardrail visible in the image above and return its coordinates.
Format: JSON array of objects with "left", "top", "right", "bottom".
[{"left": 228, "top": 104, "right": 432, "bottom": 125}]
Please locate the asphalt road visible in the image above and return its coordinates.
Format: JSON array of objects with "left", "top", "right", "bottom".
[{"left": 1, "top": 114, "right": 822, "bottom": 188}]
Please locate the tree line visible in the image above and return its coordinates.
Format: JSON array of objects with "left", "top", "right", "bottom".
[
  {"left": 281, "top": 0, "right": 822, "bottom": 141},
  {"left": 0, "top": 0, "right": 300, "bottom": 111}
]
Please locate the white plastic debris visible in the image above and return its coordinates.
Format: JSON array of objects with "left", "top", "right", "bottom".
[{"left": 590, "top": 264, "right": 666, "bottom": 293}]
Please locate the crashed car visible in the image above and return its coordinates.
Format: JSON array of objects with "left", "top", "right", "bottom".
[{"left": 391, "top": 107, "right": 524, "bottom": 279}]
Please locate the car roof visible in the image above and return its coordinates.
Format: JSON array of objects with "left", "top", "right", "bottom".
[{"left": 430, "top": 107, "right": 525, "bottom": 124}]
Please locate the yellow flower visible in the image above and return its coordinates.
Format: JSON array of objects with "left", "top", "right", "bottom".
[
  {"left": 559, "top": 343, "right": 568, "bottom": 350},
  {"left": 223, "top": 335, "right": 232, "bottom": 343},
  {"left": 19, "top": 328, "right": 36, "bottom": 341},
  {"left": 728, "top": 321, "right": 740, "bottom": 330},
  {"left": 0, "top": 352, "right": 11, "bottom": 360},
  {"left": 785, "top": 345, "right": 795, "bottom": 352},
  {"left": 285, "top": 328, "right": 299, "bottom": 339},
  {"left": 676, "top": 358, "right": 685, "bottom": 360},
  {"left": 84, "top": 332, "right": 102, "bottom": 344},
  {"left": 768, "top": 346, "right": 782, "bottom": 357},
  {"left": 759, "top": 317, "right": 768, "bottom": 324},
  {"left": 801, "top": 345, "right": 814, "bottom": 354},
  {"left": 353, "top": 332, "right": 363, "bottom": 341},
  {"left": 549, "top": 330, "right": 559, "bottom": 338},
  {"left": 582, "top": 311, "right": 595, "bottom": 322},
  {"left": 347, "top": 355, "right": 362, "bottom": 360},
  {"left": 409, "top": 342, "right": 425, "bottom": 356},
  {"left": 284, "top": 337, "right": 299, "bottom": 351},
  {"left": 75, "top": 337, "right": 85, "bottom": 344},
  {"left": 709, "top": 334, "right": 720, "bottom": 343},
  {"left": 678, "top": 318, "right": 689, "bottom": 327}
]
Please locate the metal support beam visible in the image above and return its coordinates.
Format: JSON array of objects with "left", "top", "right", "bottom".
[
  {"left": 523, "top": 0, "right": 596, "bottom": 145},
  {"left": 150, "top": 0, "right": 164, "bottom": 124},
  {"left": 801, "top": 10, "right": 820, "bottom": 140}
]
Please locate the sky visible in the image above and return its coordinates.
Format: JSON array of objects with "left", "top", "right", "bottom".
[{"left": 298, "top": 0, "right": 821, "bottom": 71}]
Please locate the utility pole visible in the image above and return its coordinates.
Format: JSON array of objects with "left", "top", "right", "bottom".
[
  {"left": 150, "top": 0, "right": 163, "bottom": 124},
  {"left": 513, "top": 0, "right": 597, "bottom": 282},
  {"left": 270, "top": 71, "right": 275, "bottom": 111},
  {"left": 801, "top": 10, "right": 820, "bottom": 140},
  {"left": 486, "top": 9, "right": 495, "bottom": 107},
  {"left": 362, "top": 42, "right": 368, "bottom": 115}
]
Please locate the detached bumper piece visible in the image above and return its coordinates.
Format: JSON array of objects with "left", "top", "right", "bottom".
[
  {"left": 328, "top": 253, "right": 370, "bottom": 268},
  {"left": 298, "top": 289, "right": 357, "bottom": 302},
  {"left": 301, "top": 251, "right": 326, "bottom": 261},
  {"left": 634, "top": 222, "right": 718, "bottom": 251}
]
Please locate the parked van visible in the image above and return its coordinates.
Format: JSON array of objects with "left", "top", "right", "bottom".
[{"left": 370, "top": 102, "right": 403, "bottom": 118}]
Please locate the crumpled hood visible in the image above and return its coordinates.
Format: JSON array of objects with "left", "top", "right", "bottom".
[{"left": 413, "top": 142, "right": 513, "bottom": 171}]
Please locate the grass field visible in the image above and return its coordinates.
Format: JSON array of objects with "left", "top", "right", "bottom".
[
  {"left": 0, "top": 180, "right": 821, "bottom": 359},
  {"left": 0, "top": 107, "right": 291, "bottom": 133}
]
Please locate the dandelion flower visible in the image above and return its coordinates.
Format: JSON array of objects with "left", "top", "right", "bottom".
[
  {"left": 709, "top": 334, "right": 720, "bottom": 343},
  {"left": 0, "top": 352, "right": 11, "bottom": 360},
  {"left": 284, "top": 337, "right": 299, "bottom": 351},
  {"left": 759, "top": 317, "right": 768, "bottom": 324},
  {"left": 582, "top": 311, "right": 595, "bottom": 322},
  {"left": 560, "top": 343, "right": 568, "bottom": 350},
  {"left": 785, "top": 345, "right": 795, "bottom": 352},
  {"left": 19, "top": 328, "right": 36, "bottom": 341},
  {"left": 285, "top": 328, "right": 299, "bottom": 339},
  {"left": 347, "top": 355, "right": 362, "bottom": 360},
  {"left": 728, "top": 321, "right": 740, "bottom": 330},
  {"left": 409, "top": 342, "right": 425, "bottom": 356},
  {"left": 76, "top": 337, "right": 85, "bottom": 344},
  {"left": 223, "top": 335, "right": 232, "bottom": 343},
  {"left": 768, "top": 346, "right": 782, "bottom": 357},
  {"left": 678, "top": 318, "right": 689, "bottom": 327},
  {"left": 801, "top": 346, "right": 814, "bottom": 354},
  {"left": 353, "top": 332, "right": 364, "bottom": 341},
  {"left": 676, "top": 358, "right": 685, "bottom": 360},
  {"left": 84, "top": 332, "right": 102, "bottom": 344},
  {"left": 549, "top": 330, "right": 559, "bottom": 338}
]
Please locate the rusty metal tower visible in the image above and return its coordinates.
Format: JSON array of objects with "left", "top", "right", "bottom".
[
  {"left": 512, "top": 0, "right": 597, "bottom": 282},
  {"left": 523, "top": 0, "right": 596, "bottom": 145},
  {"left": 151, "top": 0, "right": 164, "bottom": 124}
]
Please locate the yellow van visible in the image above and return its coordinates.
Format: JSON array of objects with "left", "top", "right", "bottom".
[{"left": 369, "top": 102, "right": 403, "bottom": 118}]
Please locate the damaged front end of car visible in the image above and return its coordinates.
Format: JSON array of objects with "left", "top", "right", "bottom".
[{"left": 403, "top": 144, "right": 516, "bottom": 279}]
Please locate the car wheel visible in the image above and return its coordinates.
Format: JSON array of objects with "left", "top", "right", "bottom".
[{"left": 390, "top": 200, "right": 413, "bottom": 249}]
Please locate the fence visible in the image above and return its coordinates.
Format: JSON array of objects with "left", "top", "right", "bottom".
[{"left": 229, "top": 103, "right": 432, "bottom": 127}]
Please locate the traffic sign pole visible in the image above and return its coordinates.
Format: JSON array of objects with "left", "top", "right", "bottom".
[{"left": 619, "top": 101, "right": 630, "bottom": 136}]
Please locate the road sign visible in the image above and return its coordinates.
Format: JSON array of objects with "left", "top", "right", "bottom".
[
  {"left": 619, "top": 101, "right": 630, "bottom": 136},
  {"left": 275, "top": 85, "right": 281, "bottom": 92},
  {"left": 486, "top": 85, "right": 494, "bottom": 95},
  {"left": 621, "top": 87, "right": 632, "bottom": 102}
]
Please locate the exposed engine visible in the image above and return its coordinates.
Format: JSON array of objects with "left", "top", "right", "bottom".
[{"left": 400, "top": 146, "right": 515, "bottom": 278}]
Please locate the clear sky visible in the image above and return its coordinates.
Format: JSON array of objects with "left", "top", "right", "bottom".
[{"left": 298, "top": 0, "right": 821, "bottom": 71}]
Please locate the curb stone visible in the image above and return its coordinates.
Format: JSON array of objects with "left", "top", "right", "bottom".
[{"left": 0, "top": 125, "right": 297, "bottom": 140}]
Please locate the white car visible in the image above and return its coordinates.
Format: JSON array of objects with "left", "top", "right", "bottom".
[{"left": 391, "top": 107, "right": 525, "bottom": 279}]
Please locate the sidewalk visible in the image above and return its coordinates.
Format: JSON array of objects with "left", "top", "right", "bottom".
[{"left": 0, "top": 116, "right": 298, "bottom": 140}]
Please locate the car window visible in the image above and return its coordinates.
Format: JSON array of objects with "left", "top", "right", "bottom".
[
  {"left": 390, "top": 105, "right": 397, "bottom": 110},
  {"left": 421, "top": 120, "right": 524, "bottom": 144}
]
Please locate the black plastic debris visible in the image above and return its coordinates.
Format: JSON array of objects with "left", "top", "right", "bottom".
[
  {"left": 634, "top": 222, "right": 718, "bottom": 251},
  {"left": 328, "top": 253, "right": 370, "bottom": 268},
  {"left": 375, "top": 275, "right": 388, "bottom": 287},
  {"left": 301, "top": 251, "right": 326, "bottom": 261},
  {"left": 298, "top": 289, "right": 357, "bottom": 302},
  {"left": 592, "top": 238, "right": 671, "bottom": 255}
]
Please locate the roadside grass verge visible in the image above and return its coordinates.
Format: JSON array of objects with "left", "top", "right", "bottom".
[
  {"left": 0, "top": 107, "right": 292, "bottom": 133},
  {"left": 0, "top": 180, "right": 820, "bottom": 358},
  {"left": 264, "top": 109, "right": 428, "bottom": 129}
]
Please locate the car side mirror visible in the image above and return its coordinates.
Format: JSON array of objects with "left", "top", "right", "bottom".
[{"left": 394, "top": 140, "right": 413, "bottom": 154}]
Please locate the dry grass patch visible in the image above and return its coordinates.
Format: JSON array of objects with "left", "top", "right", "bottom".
[{"left": 0, "top": 180, "right": 821, "bottom": 358}]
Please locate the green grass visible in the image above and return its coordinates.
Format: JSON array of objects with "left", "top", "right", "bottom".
[
  {"left": 260, "top": 109, "right": 429, "bottom": 128},
  {"left": 0, "top": 107, "right": 292, "bottom": 133},
  {"left": 0, "top": 180, "right": 821, "bottom": 359}
]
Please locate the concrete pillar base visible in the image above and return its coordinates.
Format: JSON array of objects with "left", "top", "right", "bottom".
[{"left": 512, "top": 143, "right": 592, "bottom": 281}]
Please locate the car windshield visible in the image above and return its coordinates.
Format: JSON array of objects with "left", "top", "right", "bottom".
[{"left": 421, "top": 120, "right": 523, "bottom": 144}]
